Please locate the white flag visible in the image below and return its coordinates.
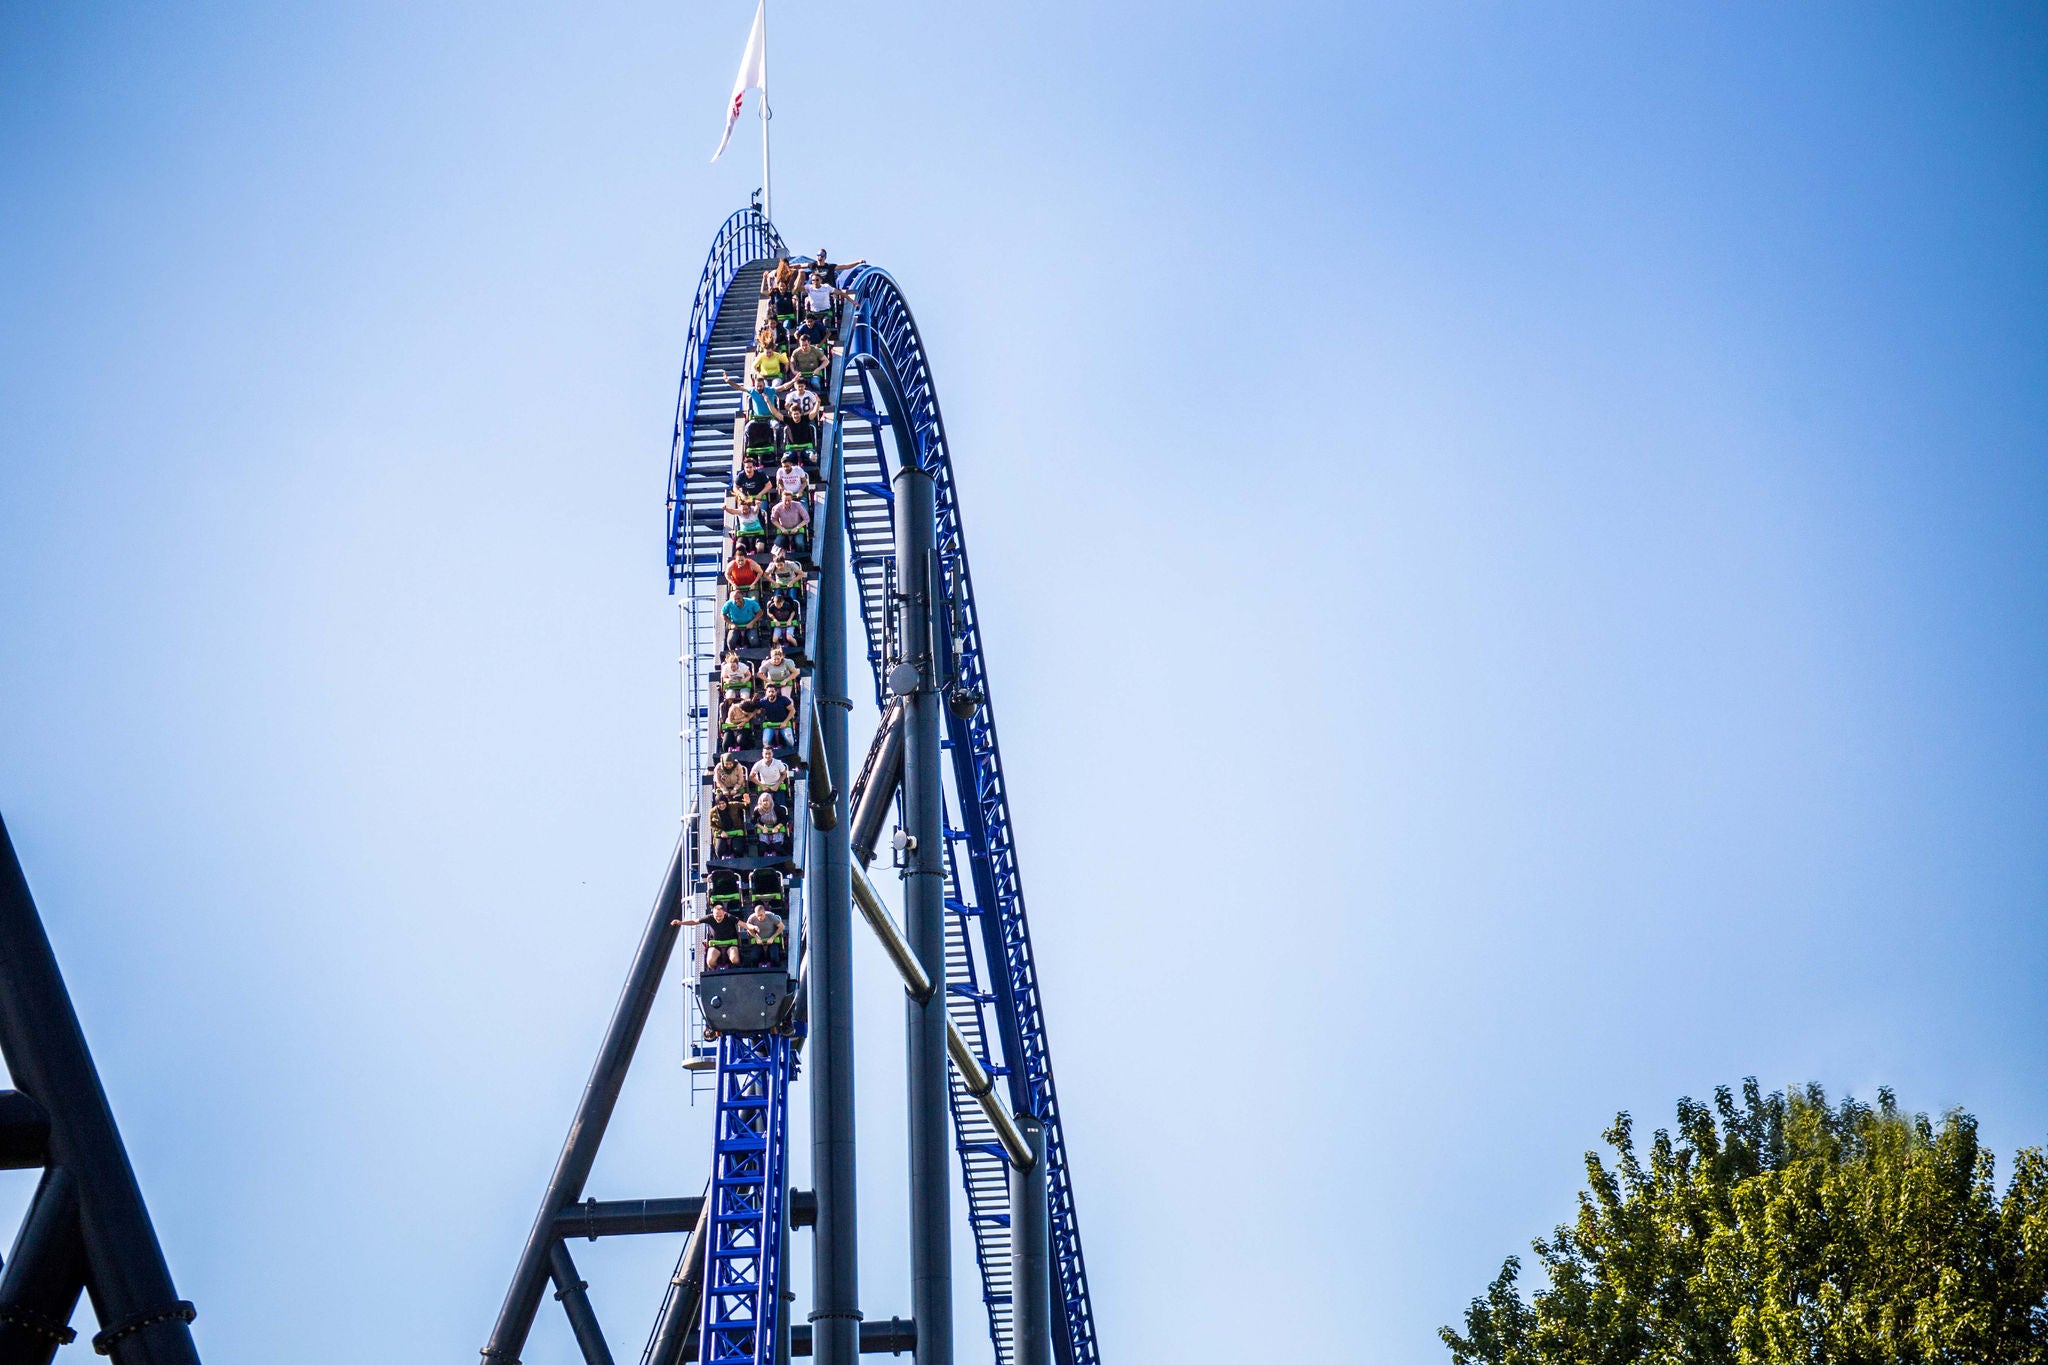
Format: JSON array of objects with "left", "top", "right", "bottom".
[{"left": 711, "top": 0, "right": 766, "bottom": 163}]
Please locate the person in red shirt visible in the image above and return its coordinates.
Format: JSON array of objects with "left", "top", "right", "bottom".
[{"left": 725, "top": 551, "right": 763, "bottom": 594}]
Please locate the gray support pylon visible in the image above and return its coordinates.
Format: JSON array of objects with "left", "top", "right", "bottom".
[
  {"left": 0, "top": 814, "right": 200, "bottom": 1365},
  {"left": 892, "top": 462, "right": 952, "bottom": 1365},
  {"left": 0, "top": 1164, "right": 88, "bottom": 1364},
  {"left": 1010, "top": 1119, "right": 1051, "bottom": 1365},
  {"left": 810, "top": 430, "right": 862, "bottom": 1363},
  {"left": 481, "top": 834, "right": 688, "bottom": 1363},
  {"left": 547, "top": 1242, "right": 617, "bottom": 1365}
]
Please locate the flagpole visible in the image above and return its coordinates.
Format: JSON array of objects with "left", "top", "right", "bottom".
[{"left": 759, "top": 0, "right": 772, "bottom": 222}]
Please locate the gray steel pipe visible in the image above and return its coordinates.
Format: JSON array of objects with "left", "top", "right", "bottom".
[
  {"left": 850, "top": 863, "right": 932, "bottom": 1002},
  {"left": 1009, "top": 1117, "right": 1051, "bottom": 1365},
  {"left": 850, "top": 865, "right": 1033, "bottom": 1171},
  {"left": 808, "top": 363, "right": 862, "bottom": 1365},
  {"left": 894, "top": 461, "right": 952, "bottom": 1365},
  {"left": 945, "top": 1027, "right": 1033, "bottom": 1171},
  {"left": 845, "top": 702, "right": 904, "bottom": 870},
  {"left": 807, "top": 700, "right": 840, "bottom": 831}
]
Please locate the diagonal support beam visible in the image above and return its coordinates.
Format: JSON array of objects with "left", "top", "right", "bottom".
[
  {"left": 0, "top": 813, "right": 200, "bottom": 1365},
  {"left": 548, "top": 1242, "right": 615, "bottom": 1365},
  {"left": 0, "top": 1165, "right": 87, "bottom": 1364},
  {"left": 849, "top": 865, "right": 1033, "bottom": 1172},
  {"left": 480, "top": 834, "right": 687, "bottom": 1364}
]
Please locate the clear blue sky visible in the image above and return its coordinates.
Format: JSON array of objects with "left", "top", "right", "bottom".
[{"left": 3, "top": 3, "right": 2045, "bottom": 1361}]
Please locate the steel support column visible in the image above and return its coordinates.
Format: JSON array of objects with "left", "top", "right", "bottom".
[
  {"left": 481, "top": 835, "right": 687, "bottom": 1363},
  {"left": 0, "top": 814, "right": 199, "bottom": 1365},
  {"left": 0, "top": 1165, "right": 87, "bottom": 1363},
  {"left": 809, "top": 408, "right": 862, "bottom": 1365},
  {"left": 547, "top": 1241, "right": 616, "bottom": 1365},
  {"left": 1011, "top": 1119, "right": 1051, "bottom": 1365},
  {"left": 893, "top": 462, "right": 951, "bottom": 1365}
]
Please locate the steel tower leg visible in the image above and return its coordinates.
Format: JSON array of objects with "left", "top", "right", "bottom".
[
  {"left": 0, "top": 1165, "right": 88, "bottom": 1363},
  {"left": 1010, "top": 1119, "right": 1051, "bottom": 1365},
  {"left": 547, "top": 1242, "right": 617, "bottom": 1365},
  {"left": 809, "top": 425, "right": 861, "bottom": 1365},
  {"left": 481, "top": 836, "right": 687, "bottom": 1363},
  {"left": 0, "top": 815, "right": 200, "bottom": 1365},
  {"left": 893, "top": 462, "right": 951, "bottom": 1365}
]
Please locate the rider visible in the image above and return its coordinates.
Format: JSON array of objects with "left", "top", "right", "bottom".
[
  {"left": 731, "top": 491, "right": 768, "bottom": 554},
  {"left": 749, "top": 325, "right": 789, "bottom": 387},
  {"left": 744, "top": 901, "right": 788, "bottom": 969},
  {"left": 764, "top": 590, "right": 801, "bottom": 650},
  {"left": 749, "top": 744, "right": 792, "bottom": 796},
  {"left": 735, "top": 453, "right": 774, "bottom": 503},
  {"left": 725, "top": 548, "right": 763, "bottom": 595},
  {"left": 789, "top": 333, "right": 828, "bottom": 388},
  {"left": 755, "top": 684, "right": 796, "bottom": 750},
  {"left": 722, "top": 590, "right": 764, "bottom": 649},
  {"left": 750, "top": 791, "right": 789, "bottom": 859},
  {"left": 720, "top": 693, "right": 759, "bottom": 752},
  {"left": 710, "top": 796, "right": 748, "bottom": 859},
  {"left": 712, "top": 753, "right": 750, "bottom": 802},
  {"left": 719, "top": 651, "right": 755, "bottom": 697},
  {"left": 675, "top": 901, "right": 746, "bottom": 972},
  {"left": 769, "top": 493, "right": 811, "bottom": 557},
  {"left": 721, "top": 369, "right": 783, "bottom": 460},
  {"left": 774, "top": 456, "right": 811, "bottom": 503},
  {"left": 765, "top": 260, "right": 803, "bottom": 333},
  {"left": 764, "top": 544, "right": 806, "bottom": 598},
  {"left": 810, "top": 250, "right": 866, "bottom": 288},
  {"left": 757, "top": 645, "right": 800, "bottom": 693},
  {"left": 781, "top": 409, "right": 819, "bottom": 471}
]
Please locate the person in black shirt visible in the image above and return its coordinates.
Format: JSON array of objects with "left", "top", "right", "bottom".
[
  {"left": 783, "top": 412, "right": 818, "bottom": 467},
  {"left": 675, "top": 901, "right": 745, "bottom": 972},
  {"left": 811, "top": 250, "right": 865, "bottom": 287},
  {"left": 710, "top": 797, "right": 747, "bottom": 859},
  {"left": 735, "top": 454, "right": 773, "bottom": 501},
  {"left": 755, "top": 685, "right": 795, "bottom": 749},
  {"left": 765, "top": 591, "right": 801, "bottom": 649}
]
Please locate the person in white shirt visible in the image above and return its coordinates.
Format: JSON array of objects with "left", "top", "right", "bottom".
[
  {"left": 764, "top": 546, "right": 805, "bottom": 597},
  {"left": 775, "top": 457, "right": 810, "bottom": 501},
  {"left": 749, "top": 745, "right": 792, "bottom": 794},
  {"left": 802, "top": 270, "right": 844, "bottom": 322}
]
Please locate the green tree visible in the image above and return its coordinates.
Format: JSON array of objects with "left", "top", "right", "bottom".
[{"left": 1442, "top": 1081, "right": 2048, "bottom": 1364}]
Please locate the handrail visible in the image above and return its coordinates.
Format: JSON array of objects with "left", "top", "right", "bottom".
[{"left": 666, "top": 206, "right": 786, "bottom": 591}]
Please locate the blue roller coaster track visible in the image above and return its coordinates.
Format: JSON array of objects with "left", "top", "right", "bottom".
[
  {"left": 666, "top": 208, "right": 1098, "bottom": 1365},
  {"left": 476, "top": 204, "right": 1097, "bottom": 1365}
]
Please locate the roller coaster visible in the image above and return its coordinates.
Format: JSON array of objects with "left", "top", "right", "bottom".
[{"left": 477, "top": 206, "right": 1101, "bottom": 1365}]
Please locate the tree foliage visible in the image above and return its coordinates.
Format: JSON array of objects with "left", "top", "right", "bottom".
[{"left": 1442, "top": 1081, "right": 2048, "bottom": 1364}]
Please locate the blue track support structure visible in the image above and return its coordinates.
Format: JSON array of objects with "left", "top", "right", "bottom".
[
  {"left": 482, "top": 207, "right": 1097, "bottom": 1365},
  {"left": 834, "top": 270, "right": 1100, "bottom": 1365},
  {"left": 700, "top": 1033, "right": 794, "bottom": 1365},
  {"left": 668, "top": 208, "right": 787, "bottom": 591}
]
